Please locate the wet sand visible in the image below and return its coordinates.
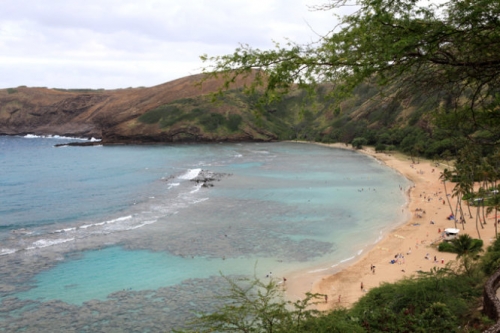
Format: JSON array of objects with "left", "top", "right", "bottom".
[{"left": 285, "top": 143, "right": 498, "bottom": 310}]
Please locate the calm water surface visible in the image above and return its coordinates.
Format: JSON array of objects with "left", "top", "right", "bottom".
[{"left": 0, "top": 136, "right": 411, "bottom": 331}]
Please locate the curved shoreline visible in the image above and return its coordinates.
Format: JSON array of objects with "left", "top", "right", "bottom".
[{"left": 284, "top": 142, "right": 497, "bottom": 310}]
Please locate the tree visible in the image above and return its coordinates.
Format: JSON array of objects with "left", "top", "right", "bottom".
[
  {"left": 181, "top": 274, "right": 324, "bottom": 333},
  {"left": 202, "top": 0, "right": 500, "bottom": 149},
  {"left": 351, "top": 137, "right": 367, "bottom": 149},
  {"left": 487, "top": 189, "right": 500, "bottom": 239},
  {"left": 448, "top": 234, "right": 483, "bottom": 258},
  {"left": 440, "top": 169, "right": 457, "bottom": 228}
]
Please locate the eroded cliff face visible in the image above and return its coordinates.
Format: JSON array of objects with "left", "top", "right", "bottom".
[
  {"left": 0, "top": 73, "right": 276, "bottom": 143},
  {"left": 0, "top": 89, "right": 106, "bottom": 137}
]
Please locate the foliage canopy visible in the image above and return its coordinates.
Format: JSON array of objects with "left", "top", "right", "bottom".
[
  {"left": 178, "top": 236, "right": 500, "bottom": 332},
  {"left": 202, "top": 0, "right": 500, "bottom": 146}
]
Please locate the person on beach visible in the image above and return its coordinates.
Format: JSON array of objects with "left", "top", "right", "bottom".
[
  {"left": 360, "top": 282, "right": 364, "bottom": 291},
  {"left": 325, "top": 295, "right": 328, "bottom": 303}
]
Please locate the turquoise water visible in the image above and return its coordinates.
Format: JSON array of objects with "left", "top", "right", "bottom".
[
  {"left": 0, "top": 136, "right": 411, "bottom": 331},
  {"left": 18, "top": 247, "right": 278, "bottom": 305}
]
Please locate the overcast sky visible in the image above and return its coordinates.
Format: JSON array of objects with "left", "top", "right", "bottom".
[{"left": 0, "top": 0, "right": 341, "bottom": 90}]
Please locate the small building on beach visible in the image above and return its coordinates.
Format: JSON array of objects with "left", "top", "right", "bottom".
[{"left": 442, "top": 228, "right": 460, "bottom": 241}]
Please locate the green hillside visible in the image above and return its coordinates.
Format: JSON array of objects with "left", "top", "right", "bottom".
[{"left": 134, "top": 81, "right": 464, "bottom": 160}]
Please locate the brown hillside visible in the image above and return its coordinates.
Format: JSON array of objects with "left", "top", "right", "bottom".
[{"left": 0, "top": 73, "right": 259, "bottom": 142}]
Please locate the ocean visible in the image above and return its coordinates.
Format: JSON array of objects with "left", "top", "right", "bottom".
[{"left": 0, "top": 135, "right": 411, "bottom": 332}]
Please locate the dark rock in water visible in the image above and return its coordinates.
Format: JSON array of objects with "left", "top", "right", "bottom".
[
  {"left": 54, "top": 141, "right": 103, "bottom": 147},
  {"left": 191, "top": 170, "right": 232, "bottom": 188}
]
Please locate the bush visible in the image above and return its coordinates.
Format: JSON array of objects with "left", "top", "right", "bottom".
[
  {"left": 350, "top": 273, "right": 481, "bottom": 331},
  {"left": 375, "top": 143, "right": 386, "bottom": 152},
  {"left": 438, "top": 241, "right": 456, "bottom": 253},
  {"left": 139, "top": 105, "right": 181, "bottom": 125},
  {"left": 199, "top": 113, "right": 226, "bottom": 131},
  {"left": 481, "top": 237, "right": 500, "bottom": 275},
  {"left": 351, "top": 137, "right": 367, "bottom": 149},
  {"left": 226, "top": 114, "right": 242, "bottom": 132}
]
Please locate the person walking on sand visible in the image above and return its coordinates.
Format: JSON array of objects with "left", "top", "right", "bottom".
[
  {"left": 361, "top": 282, "right": 364, "bottom": 291},
  {"left": 325, "top": 295, "right": 328, "bottom": 303}
]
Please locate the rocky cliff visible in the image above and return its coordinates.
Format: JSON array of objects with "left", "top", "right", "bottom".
[{"left": 0, "top": 73, "right": 276, "bottom": 143}]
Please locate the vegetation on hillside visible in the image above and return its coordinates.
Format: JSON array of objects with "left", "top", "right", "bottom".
[
  {"left": 166, "top": 0, "right": 500, "bottom": 330},
  {"left": 199, "top": 0, "right": 499, "bottom": 154},
  {"left": 177, "top": 236, "right": 500, "bottom": 332},
  {"left": 136, "top": 80, "right": 466, "bottom": 160}
]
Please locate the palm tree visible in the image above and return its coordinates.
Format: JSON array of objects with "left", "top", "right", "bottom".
[
  {"left": 440, "top": 169, "right": 456, "bottom": 228},
  {"left": 448, "top": 234, "right": 483, "bottom": 258},
  {"left": 452, "top": 174, "right": 474, "bottom": 233},
  {"left": 487, "top": 186, "right": 500, "bottom": 239}
]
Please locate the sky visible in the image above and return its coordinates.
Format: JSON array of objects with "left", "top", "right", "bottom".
[{"left": 0, "top": 0, "right": 340, "bottom": 90}]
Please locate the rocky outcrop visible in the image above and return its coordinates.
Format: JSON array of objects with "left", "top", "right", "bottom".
[
  {"left": 483, "top": 268, "right": 500, "bottom": 332},
  {"left": 191, "top": 170, "right": 232, "bottom": 188}
]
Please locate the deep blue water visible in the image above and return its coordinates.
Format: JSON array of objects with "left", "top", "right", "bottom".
[{"left": 0, "top": 136, "right": 410, "bottom": 331}]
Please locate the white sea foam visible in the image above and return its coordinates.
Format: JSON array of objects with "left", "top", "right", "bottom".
[
  {"left": 373, "top": 233, "right": 384, "bottom": 244},
  {"left": 178, "top": 168, "right": 202, "bottom": 180},
  {"left": 105, "top": 215, "right": 132, "bottom": 224},
  {"left": 26, "top": 238, "right": 75, "bottom": 250},
  {"left": 0, "top": 248, "right": 17, "bottom": 256},
  {"left": 308, "top": 268, "right": 329, "bottom": 273},
  {"left": 54, "top": 227, "right": 76, "bottom": 233},
  {"left": 189, "top": 183, "right": 203, "bottom": 194},
  {"left": 126, "top": 220, "right": 157, "bottom": 230},
  {"left": 192, "top": 198, "right": 209, "bottom": 204},
  {"left": 357, "top": 249, "right": 363, "bottom": 256},
  {"left": 23, "top": 134, "right": 101, "bottom": 141},
  {"left": 340, "top": 256, "right": 355, "bottom": 263},
  {"left": 168, "top": 183, "right": 180, "bottom": 189},
  {"left": 76, "top": 216, "right": 131, "bottom": 231}
]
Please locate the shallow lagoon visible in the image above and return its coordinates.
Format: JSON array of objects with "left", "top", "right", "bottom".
[{"left": 0, "top": 137, "right": 411, "bottom": 331}]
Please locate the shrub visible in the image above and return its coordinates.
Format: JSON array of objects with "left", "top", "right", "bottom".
[
  {"left": 226, "top": 114, "right": 242, "bottom": 132},
  {"left": 199, "top": 113, "right": 226, "bottom": 131},
  {"left": 438, "top": 241, "right": 455, "bottom": 253},
  {"left": 139, "top": 105, "right": 182, "bottom": 124},
  {"left": 375, "top": 143, "right": 386, "bottom": 152},
  {"left": 351, "top": 137, "right": 367, "bottom": 149}
]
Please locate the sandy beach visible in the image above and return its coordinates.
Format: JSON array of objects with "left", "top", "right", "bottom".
[{"left": 285, "top": 143, "right": 498, "bottom": 310}]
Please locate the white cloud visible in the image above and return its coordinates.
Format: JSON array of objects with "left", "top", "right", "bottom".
[{"left": 0, "top": 0, "right": 337, "bottom": 89}]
